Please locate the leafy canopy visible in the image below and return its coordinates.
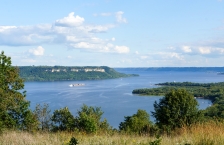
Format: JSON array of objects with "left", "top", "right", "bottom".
[
  {"left": 119, "top": 109, "right": 152, "bottom": 134},
  {"left": 0, "top": 51, "right": 38, "bottom": 130},
  {"left": 152, "top": 89, "right": 202, "bottom": 131}
]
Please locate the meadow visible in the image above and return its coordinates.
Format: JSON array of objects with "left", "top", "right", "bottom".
[{"left": 1, "top": 120, "right": 224, "bottom": 145}]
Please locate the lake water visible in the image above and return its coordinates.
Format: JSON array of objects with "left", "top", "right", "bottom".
[{"left": 24, "top": 69, "right": 224, "bottom": 128}]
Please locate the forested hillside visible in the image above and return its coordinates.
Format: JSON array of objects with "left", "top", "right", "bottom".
[{"left": 18, "top": 66, "right": 138, "bottom": 81}]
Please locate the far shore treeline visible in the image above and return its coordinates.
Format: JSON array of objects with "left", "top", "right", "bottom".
[
  {"left": 132, "top": 81, "right": 224, "bottom": 102},
  {"left": 18, "top": 66, "right": 138, "bottom": 81}
]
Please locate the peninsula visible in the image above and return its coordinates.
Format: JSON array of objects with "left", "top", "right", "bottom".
[{"left": 132, "top": 81, "right": 224, "bottom": 102}]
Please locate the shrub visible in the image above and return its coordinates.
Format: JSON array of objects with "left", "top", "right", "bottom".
[
  {"left": 152, "top": 89, "right": 202, "bottom": 132},
  {"left": 51, "top": 107, "right": 75, "bottom": 131},
  {"left": 119, "top": 109, "right": 152, "bottom": 134},
  {"left": 76, "top": 104, "right": 110, "bottom": 133}
]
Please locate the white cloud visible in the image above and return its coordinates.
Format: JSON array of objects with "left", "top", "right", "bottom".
[
  {"left": 70, "top": 41, "right": 129, "bottom": 54},
  {"left": 157, "top": 52, "right": 184, "bottom": 60},
  {"left": 78, "top": 24, "right": 115, "bottom": 33},
  {"left": 0, "top": 24, "right": 52, "bottom": 46},
  {"left": 0, "top": 26, "right": 17, "bottom": 32},
  {"left": 198, "top": 47, "right": 211, "bottom": 54},
  {"left": 180, "top": 45, "right": 224, "bottom": 56},
  {"left": 182, "top": 46, "right": 192, "bottom": 53},
  {"left": 72, "top": 42, "right": 95, "bottom": 49},
  {"left": 135, "top": 51, "right": 139, "bottom": 54},
  {"left": 0, "top": 12, "right": 129, "bottom": 55},
  {"left": 115, "top": 11, "right": 127, "bottom": 23},
  {"left": 55, "top": 12, "right": 84, "bottom": 27},
  {"left": 28, "top": 46, "right": 45, "bottom": 56},
  {"left": 114, "top": 46, "right": 129, "bottom": 53},
  {"left": 170, "top": 52, "right": 183, "bottom": 60}
]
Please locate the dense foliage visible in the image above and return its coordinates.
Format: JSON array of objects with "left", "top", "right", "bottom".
[
  {"left": 0, "top": 51, "right": 38, "bottom": 131},
  {"left": 132, "top": 81, "right": 224, "bottom": 102},
  {"left": 76, "top": 104, "right": 110, "bottom": 133},
  {"left": 152, "top": 89, "right": 202, "bottom": 132},
  {"left": 119, "top": 109, "right": 152, "bottom": 134},
  {"left": 51, "top": 107, "right": 76, "bottom": 132},
  {"left": 51, "top": 104, "right": 110, "bottom": 133},
  {"left": 19, "top": 66, "right": 138, "bottom": 81}
]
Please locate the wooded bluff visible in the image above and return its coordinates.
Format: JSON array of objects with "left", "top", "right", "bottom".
[{"left": 18, "top": 66, "right": 138, "bottom": 81}]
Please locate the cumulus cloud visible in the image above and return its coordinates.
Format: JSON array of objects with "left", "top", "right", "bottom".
[
  {"left": 0, "top": 12, "right": 129, "bottom": 54},
  {"left": 115, "top": 11, "right": 127, "bottom": 23},
  {"left": 0, "top": 24, "right": 53, "bottom": 46},
  {"left": 28, "top": 46, "right": 45, "bottom": 56},
  {"left": 55, "top": 12, "right": 84, "bottom": 27}
]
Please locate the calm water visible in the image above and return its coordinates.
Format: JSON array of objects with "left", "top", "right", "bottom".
[{"left": 25, "top": 70, "right": 224, "bottom": 128}]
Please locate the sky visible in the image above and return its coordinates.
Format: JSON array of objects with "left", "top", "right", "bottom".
[{"left": 1, "top": 0, "right": 224, "bottom": 67}]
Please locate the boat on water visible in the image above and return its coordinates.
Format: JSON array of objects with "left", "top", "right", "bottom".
[{"left": 69, "top": 83, "right": 85, "bottom": 87}]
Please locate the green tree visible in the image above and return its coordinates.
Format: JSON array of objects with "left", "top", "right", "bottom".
[
  {"left": 76, "top": 104, "right": 110, "bottom": 133},
  {"left": 152, "top": 89, "right": 202, "bottom": 132},
  {"left": 51, "top": 107, "right": 75, "bottom": 131},
  {"left": 119, "top": 109, "right": 152, "bottom": 134},
  {"left": 33, "top": 103, "right": 52, "bottom": 131},
  {"left": 0, "top": 51, "right": 38, "bottom": 131},
  {"left": 204, "top": 99, "right": 224, "bottom": 119}
]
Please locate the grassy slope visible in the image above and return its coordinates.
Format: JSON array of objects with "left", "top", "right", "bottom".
[{"left": 1, "top": 121, "right": 224, "bottom": 145}]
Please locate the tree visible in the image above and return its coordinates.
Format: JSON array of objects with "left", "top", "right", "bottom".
[
  {"left": 0, "top": 51, "right": 38, "bottom": 130},
  {"left": 119, "top": 109, "right": 152, "bottom": 134},
  {"left": 76, "top": 104, "right": 110, "bottom": 133},
  {"left": 152, "top": 89, "right": 202, "bottom": 131},
  {"left": 204, "top": 99, "right": 224, "bottom": 119},
  {"left": 51, "top": 107, "right": 75, "bottom": 131},
  {"left": 33, "top": 103, "right": 52, "bottom": 131}
]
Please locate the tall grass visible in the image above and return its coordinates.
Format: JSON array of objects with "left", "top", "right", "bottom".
[{"left": 1, "top": 121, "right": 224, "bottom": 145}]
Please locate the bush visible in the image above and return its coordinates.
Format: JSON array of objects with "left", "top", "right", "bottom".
[
  {"left": 119, "top": 109, "right": 152, "bottom": 134},
  {"left": 76, "top": 104, "right": 110, "bottom": 133},
  {"left": 51, "top": 107, "right": 75, "bottom": 131},
  {"left": 152, "top": 89, "right": 202, "bottom": 132}
]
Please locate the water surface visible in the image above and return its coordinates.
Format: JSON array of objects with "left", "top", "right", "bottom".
[{"left": 25, "top": 70, "right": 222, "bottom": 128}]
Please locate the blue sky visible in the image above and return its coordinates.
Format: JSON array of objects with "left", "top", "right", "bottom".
[{"left": 1, "top": 0, "right": 224, "bottom": 67}]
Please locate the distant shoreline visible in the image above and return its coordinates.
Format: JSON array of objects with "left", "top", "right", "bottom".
[{"left": 19, "top": 66, "right": 139, "bottom": 82}]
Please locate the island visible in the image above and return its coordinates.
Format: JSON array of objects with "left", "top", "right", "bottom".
[
  {"left": 132, "top": 82, "right": 224, "bottom": 102},
  {"left": 19, "top": 66, "right": 138, "bottom": 81}
]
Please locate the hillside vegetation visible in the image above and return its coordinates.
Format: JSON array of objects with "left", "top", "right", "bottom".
[{"left": 19, "top": 66, "right": 138, "bottom": 81}]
